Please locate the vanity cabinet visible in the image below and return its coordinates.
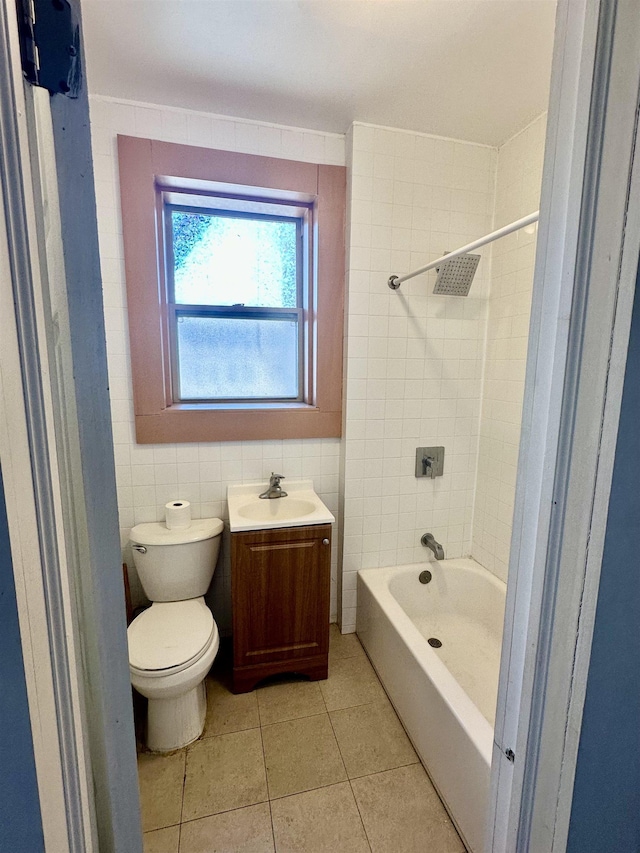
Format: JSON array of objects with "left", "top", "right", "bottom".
[{"left": 231, "top": 523, "right": 331, "bottom": 693}]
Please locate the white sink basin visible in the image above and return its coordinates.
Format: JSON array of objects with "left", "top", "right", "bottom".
[
  {"left": 227, "top": 480, "right": 335, "bottom": 532},
  {"left": 237, "top": 498, "right": 317, "bottom": 523}
]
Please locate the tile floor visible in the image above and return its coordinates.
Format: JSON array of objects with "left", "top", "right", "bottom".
[{"left": 139, "top": 626, "right": 464, "bottom": 853}]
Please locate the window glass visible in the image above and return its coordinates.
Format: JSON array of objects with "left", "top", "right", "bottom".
[
  {"left": 169, "top": 207, "right": 303, "bottom": 402},
  {"left": 171, "top": 210, "right": 298, "bottom": 307},
  {"left": 175, "top": 316, "right": 299, "bottom": 400}
]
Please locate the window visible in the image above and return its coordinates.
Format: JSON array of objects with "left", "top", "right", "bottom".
[
  {"left": 117, "top": 136, "right": 345, "bottom": 442},
  {"left": 166, "top": 202, "right": 305, "bottom": 403}
]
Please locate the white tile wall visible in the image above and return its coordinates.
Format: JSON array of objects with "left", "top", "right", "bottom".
[
  {"left": 89, "top": 96, "right": 345, "bottom": 632},
  {"left": 339, "top": 123, "right": 497, "bottom": 631},
  {"left": 90, "top": 92, "right": 547, "bottom": 635},
  {"left": 472, "top": 114, "right": 547, "bottom": 582}
]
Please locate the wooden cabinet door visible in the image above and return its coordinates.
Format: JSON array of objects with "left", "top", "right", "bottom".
[{"left": 231, "top": 524, "right": 331, "bottom": 690}]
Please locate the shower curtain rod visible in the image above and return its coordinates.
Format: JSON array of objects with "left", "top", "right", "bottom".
[{"left": 387, "top": 210, "right": 540, "bottom": 290}]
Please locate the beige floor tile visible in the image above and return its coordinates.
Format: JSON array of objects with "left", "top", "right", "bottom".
[
  {"left": 179, "top": 803, "right": 274, "bottom": 853},
  {"left": 330, "top": 700, "right": 418, "bottom": 778},
  {"left": 137, "top": 750, "right": 186, "bottom": 832},
  {"left": 256, "top": 679, "right": 325, "bottom": 726},
  {"left": 320, "top": 654, "right": 386, "bottom": 711},
  {"left": 182, "top": 728, "right": 268, "bottom": 822},
  {"left": 271, "top": 782, "right": 370, "bottom": 853},
  {"left": 204, "top": 677, "right": 260, "bottom": 737},
  {"left": 144, "top": 825, "right": 180, "bottom": 853},
  {"left": 351, "top": 764, "right": 464, "bottom": 853},
  {"left": 329, "top": 624, "right": 367, "bottom": 662},
  {"left": 261, "top": 713, "right": 346, "bottom": 799}
]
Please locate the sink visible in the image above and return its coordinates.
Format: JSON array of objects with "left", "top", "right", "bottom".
[
  {"left": 237, "top": 498, "right": 317, "bottom": 523},
  {"left": 227, "top": 480, "right": 335, "bottom": 532}
]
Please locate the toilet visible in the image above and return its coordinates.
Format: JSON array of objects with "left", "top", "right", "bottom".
[{"left": 127, "top": 517, "right": 223, "bottom": 752}]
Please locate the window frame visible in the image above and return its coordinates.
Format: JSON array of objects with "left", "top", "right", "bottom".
[
  {"left": 117, "top": 136, "right": 345, "bottom": 442},
  {"left": 164, "top": 202, "right": 306, "bottom": 404}
]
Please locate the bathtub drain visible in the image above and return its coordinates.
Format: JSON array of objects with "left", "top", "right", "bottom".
[{"left": 428, "top": 637, "right": 442, "bottom": 648}]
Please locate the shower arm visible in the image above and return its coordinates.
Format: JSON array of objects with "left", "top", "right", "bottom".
[{"left": 387, "top": 210, "right": 539, "bottom": 290}]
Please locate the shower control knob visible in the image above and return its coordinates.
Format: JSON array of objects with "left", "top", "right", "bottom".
[{"left": 322, "top": 538, "right": 330, "bottom": 546}]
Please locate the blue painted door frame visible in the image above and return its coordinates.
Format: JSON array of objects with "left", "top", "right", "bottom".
[
  {"left": 566, "top": 266, "right": 640, "bottom": 852},
  {"left": 0, "top": 467, "right": 44, "bottom": 852}
]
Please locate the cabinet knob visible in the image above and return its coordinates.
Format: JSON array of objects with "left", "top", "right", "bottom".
[{"left": 322, "top": 538, "right": 330, "bottom": 546}]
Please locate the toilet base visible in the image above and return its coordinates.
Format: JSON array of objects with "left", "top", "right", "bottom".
[{"left": 146, "top": 680, "right": 207, "bottom": 752}]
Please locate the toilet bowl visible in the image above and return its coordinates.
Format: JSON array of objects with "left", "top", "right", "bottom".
[
  {"left": 128, "top": 598, "right": 220, "bottom": 752},
  {"left": 127, "top": 517, "right": 223, "bottom": 752}
]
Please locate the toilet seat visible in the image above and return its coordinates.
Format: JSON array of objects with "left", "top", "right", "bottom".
[{"left": 128, "top": 598, "right": 216, "bottom": 677}]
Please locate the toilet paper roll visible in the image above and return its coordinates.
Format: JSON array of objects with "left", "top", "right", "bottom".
[{"left": 165, "top": 500, "right": 191, "bottom": 530}]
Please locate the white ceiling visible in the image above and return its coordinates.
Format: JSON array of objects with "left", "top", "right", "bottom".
[{"left": 82, "top": 0, "right": 556, "bottom": 147}]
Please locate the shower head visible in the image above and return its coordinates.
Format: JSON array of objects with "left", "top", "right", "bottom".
[{"left": 433, "top": 252, "right": 480, "bottom": 296}]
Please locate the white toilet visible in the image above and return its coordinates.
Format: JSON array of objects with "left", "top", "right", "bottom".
[{"left": 127, "top": 517, "right": 223, "bottom": 752}]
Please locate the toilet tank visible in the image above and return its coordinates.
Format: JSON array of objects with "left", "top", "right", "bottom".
[{"left": 129, "top": 518, "right": 224, "bottom": 602}]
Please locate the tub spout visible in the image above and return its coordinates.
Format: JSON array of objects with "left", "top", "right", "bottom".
[{"left": 421, "top": 533, "right": 444, "bottom": 560}]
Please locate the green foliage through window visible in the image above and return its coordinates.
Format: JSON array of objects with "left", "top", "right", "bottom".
[{"left": 171, "top": 210, "right": 298, "bottom": 308}]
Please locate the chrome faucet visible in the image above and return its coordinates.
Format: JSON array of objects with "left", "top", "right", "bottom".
[
  {"left": 259, "top": 473, "right": 288, "bottom": 499},
  {"left": 421, "top": 532, "right": 445, "bottom": 560}
]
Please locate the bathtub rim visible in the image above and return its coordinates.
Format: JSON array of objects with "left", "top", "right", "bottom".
[{"left": 357, "top": 557, "right": 504, "bottom": 768}]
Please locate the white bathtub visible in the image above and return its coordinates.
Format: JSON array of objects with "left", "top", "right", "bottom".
[{"left": 356, "top": 557, "right": 506, "bottom": 853}]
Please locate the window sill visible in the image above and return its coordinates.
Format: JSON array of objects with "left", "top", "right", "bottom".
[
  {"left": 173, "top": 401, "right": 317, "bottom": 412},
  {"left": 134, "top": 404, "right": 341, "bottom": 443}
]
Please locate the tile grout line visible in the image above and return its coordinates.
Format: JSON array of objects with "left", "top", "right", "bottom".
[
  {"left": 257, "top": 709, "right": 277, "bottom": 851},
  {"left": 318, "top": 670, "right": 330, "bottom": 713},
  {"left": 347, "top": 757, "right": 420, "bottom": 782},
  {"left": 266, "top": 780, "right": 357, "bottom": 806},
  {"left": 260, "top": 719, "right": 282, "bottom": 853},
  {"left": 266, "top": 798, "right": 277, "bottom": 853},
  {"left": 325, "top": 695, "right": 361, "bottom": 778},
  {"left": 177, "top": 799, "right": 281, "bottom": 830},
  {"left": 322, "top": 705, "right": 348, "bottom": 782},
  {"left": 255, "top": 684, "right": 264, "bottom": 728},
  {"left": 178, "top": 747, "right": 188, "bottom": 851},
  {"left": 323, "top": 690, "right": 373, "bottom": 851},
  {"left": 264, "top": 779, "right": 348, "bottom": 806},
  {"left": 348, "top": 778, "right": 374, "bottom": 852}
]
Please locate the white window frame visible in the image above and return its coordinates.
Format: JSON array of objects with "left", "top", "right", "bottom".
[{"left": 163, "top": 194, "right": 309, "bottom": 405}]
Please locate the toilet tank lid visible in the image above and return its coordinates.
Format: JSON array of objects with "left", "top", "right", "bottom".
[{"left": 130, "top": 517, "right": 223, "bottom": 546}]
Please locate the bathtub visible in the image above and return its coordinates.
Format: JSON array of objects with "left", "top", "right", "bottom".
[{"left": 356, "top": 557, "right": 506, "bottom": 853}]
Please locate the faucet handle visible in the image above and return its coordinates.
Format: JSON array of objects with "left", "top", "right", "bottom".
[
  {"left": 422, "top": 456, "right": 435, "bottom": 478},
  {"left": 270, "top": 472, "right": 285, "bottom": 484}
]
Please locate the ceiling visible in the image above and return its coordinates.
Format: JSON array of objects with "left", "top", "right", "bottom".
[{"left": 81, "top": 0, "right": 556, "bottom": 148}]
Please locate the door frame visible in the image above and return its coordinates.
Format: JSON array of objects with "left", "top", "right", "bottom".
[
  {"left": 3, "top": 0, "right": 640, "bottom": 849},
  {"left": 490, "top": 1, "right": 640, "bottom": 850},
  {"left": 0, "top": 2, "right": 94, "bottom": 849},
  {"left": 0, "top": 0, "right": 142, "bottom": 850}
]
